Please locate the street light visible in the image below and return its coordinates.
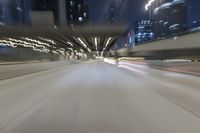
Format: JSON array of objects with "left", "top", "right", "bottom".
[
  {"left": 145, "top": 0, "right": 165, "bottom": 19},
  {"left": 94, "top": 37, "right": 98, "bottom": 50},
  {"left": 145, "top": 0, "right": 156, "bottom": 11}
]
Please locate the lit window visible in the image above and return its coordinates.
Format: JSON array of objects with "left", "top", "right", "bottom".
[
  {"left": 78, "top": 17, "right": 83, "bottom": 22},
  {"left": 70, "top": 1, "right": 74, "bottom": 6},
  {"left": 78, "top": 4, "right": 81, "bottom": 10},
  {"left": 83, "top": 12, "right": 87, "bottom": 17}
]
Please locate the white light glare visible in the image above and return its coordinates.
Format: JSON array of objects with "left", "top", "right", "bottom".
[
  {"left": 38, "top": 37, "right": 56, "bottom": 45},
  {"left": 103, "top": 37, "right": 112, "bottom": 51},
  {"left": 67, "top": 41, "right": 74, "bottom": 47},
  {"left": 94, "top": 37, "right": 98, "bottom": 50},
  {"left": 23, "top": 37, "right": 51, "bottom": 47},
  {"left": 80, "top": 49, "right": 84, "bottom": 52},
  {"left": 101, "top": 37, "right": 112, "bottom": 57},
  {"left": 103, "top": 58, "right": 117, "bottom": 65},
  {"left": 8, "top": 38, "right": 50, "bottom": 53},
  {"left": 145, "top": 0, "right": 156, "bottom": 11},
  {"left": 77, "top": 37, "right": 91, "bottom": 52},
  {"left": 0, "top": 38, "right": 65, "bottom": 55}
]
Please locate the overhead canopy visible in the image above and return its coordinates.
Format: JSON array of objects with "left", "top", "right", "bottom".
[{"left": 0, "top": 25, "right": 126, "bottom": 55}]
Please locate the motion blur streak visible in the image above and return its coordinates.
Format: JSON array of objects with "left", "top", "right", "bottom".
[
  {"left": 0, "top": 60, "right": 200, "bottom": 133},
  {"left": 118, "top": 61, "right": 148, "bottom": 69},
  {"left": 118, "top": 64, "right": 147, "bottom": 74}
]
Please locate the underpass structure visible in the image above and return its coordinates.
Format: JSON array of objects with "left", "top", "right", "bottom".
[
  {"left": 0, "top": 25, "right": 200, "bottom": 133},
  {"left": 0, "top": 26, "right": 125, "bottom": 61}
]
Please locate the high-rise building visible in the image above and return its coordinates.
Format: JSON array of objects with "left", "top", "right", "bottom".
[
  {"left": 0, "top": 0, "right": 31, "bottom": 26},
  {"left": 134, "top": 19, "right": 154, "bottom": 44},
  {"left": 31, "top": 0, "right": 89, "bottom": 27},
  {"left": 104, "top": 0, "right": 129, "bottom": 25},
  {"left": 82, "top": 3, "right": 89, "bottom": 24},
  {"left": 146, "top": 0, "right": 166, "bottom": 20},
  {"left": 0, "top": 1, "right": 5, "bottom": 25},
  {"left": 66, "top": 0, "right": 89, "bottom": 27},
  {"left": 154, "top": 0, "right": 188, "bottom": 37},
  {"left": 107, "top": 4, "right": 115, "bottom": 24}
]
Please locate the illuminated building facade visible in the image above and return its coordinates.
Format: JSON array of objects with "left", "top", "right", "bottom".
[
  {"left": 66, "top": 0, "right": 89, "bottom": 27},
  {"left": 154, "top": 0, "right": 188, "bottom": 36},
  {"left": 135, "top": 19, "right": 154, "bottom": 44}
]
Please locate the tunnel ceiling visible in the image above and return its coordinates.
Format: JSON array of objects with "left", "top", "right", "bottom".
[{"left": 0, "top": 25, "right": 125, "bottom": 56}]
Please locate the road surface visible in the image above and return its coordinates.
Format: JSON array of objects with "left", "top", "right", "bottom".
[{"left": 0, "top": 60, "right": 200, "bottom": 133}]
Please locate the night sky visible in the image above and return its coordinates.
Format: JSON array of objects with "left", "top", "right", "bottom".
[{"left": 85, "top": 0, "right": 200, "bottom": 26}]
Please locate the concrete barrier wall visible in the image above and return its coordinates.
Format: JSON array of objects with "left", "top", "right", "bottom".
[
  {"left": 113, "top": 32, "right": 200, "bottom": 58},
  {"left": 0, "top": 48, "right": 61, "bottom": 61},
  {"left": 130, "top": 32, "right": 200, "bottom": 52}
]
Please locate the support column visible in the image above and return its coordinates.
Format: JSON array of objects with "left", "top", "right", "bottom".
[{"left": 58, "top": 0, "right": 67, "bottom": 27}]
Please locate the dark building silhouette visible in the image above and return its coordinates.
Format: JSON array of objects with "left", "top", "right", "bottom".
[
  {"left": 82, "top": 3, "right": 89, "bottom": 24},
  {"left": 0, "top": 0, "right": 31, "bottom": 26},
  {"left": 104, "top": 0, "right": 129, "bottom": 25},
  {"left": 32, "top": 0, "right": 89, "bottom": 27},
  {"left": 66, "top": 0, "right": 89, "bottom": 27},
  {"left": 107, "top": 4, "right": 115, "bottom": 24}
]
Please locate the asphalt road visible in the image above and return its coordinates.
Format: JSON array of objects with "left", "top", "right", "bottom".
[{"left": 0, "top": 60, "right": 200, "bottom": 133}]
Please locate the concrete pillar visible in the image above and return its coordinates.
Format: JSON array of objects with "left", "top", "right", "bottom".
[{"left": 58, "top": 0, "right": 67, "bottom": 27}]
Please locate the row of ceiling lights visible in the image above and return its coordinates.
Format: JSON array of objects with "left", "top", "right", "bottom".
[
  {"left": 0, "top": 37, "right": 65, "bottom": 55},
  {"left": 0, "top": 36, "right": 113, "bottom": 57}
]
